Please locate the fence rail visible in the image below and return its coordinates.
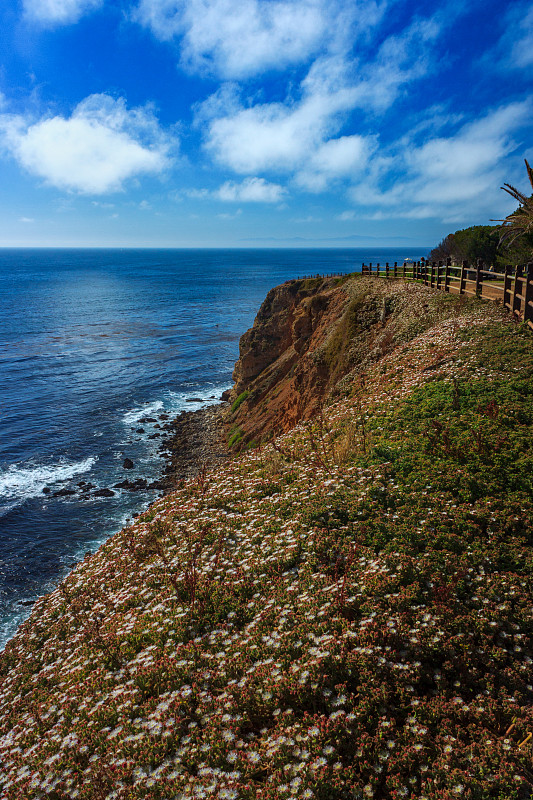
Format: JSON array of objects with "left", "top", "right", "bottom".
[{"left": 361, "top": 258, "right": 533, "bottom": 330}]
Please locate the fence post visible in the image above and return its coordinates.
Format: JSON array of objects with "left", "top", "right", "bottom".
[
  {"left": 513, "top": 264, "right": 523, "bottom": 317},
  {"left": 436, "top": 260, "right": 442, "bottom": 289},
  {"left": 430, "top": 261, "right": 435, "bottom": 287},
  {"left": 385, "top": 262, "right": 390, "bottom": 279},
  {"left": 460, "top": 261, "right": 467, "bottom": 294},
  {"left": 524, "top": 262, "right": 533, "bottom": 325},
  {"left": 503, "top": 265, "right": 512, "bottom": 310},
  {"left": 444, "top": 257, "right": 451, "bottom": 292},
  {"left": 475, "top": 259, "right": 483, "bottom": 298},
  {"left": 377, "top": 263, "right": 380, "bottom": 278},
  {"left": 394, "top": 261, "right": 398, "bottom": 278}
]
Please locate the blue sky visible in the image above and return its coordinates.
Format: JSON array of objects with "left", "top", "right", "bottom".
[{"left": 0, "top": 0, "right": 532, "bottom": 247}]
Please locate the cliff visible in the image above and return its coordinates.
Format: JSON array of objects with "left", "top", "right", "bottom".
[
  {"left": 226, "top": 275, "right": 444, "bottom": 446},
  {"left": 1, "top": 276, "right": 533, "bottom": 800}
]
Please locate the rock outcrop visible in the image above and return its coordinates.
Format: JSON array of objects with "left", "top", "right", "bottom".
[{"left": 226, "top": 275, "right": 445, "bottom": 445}]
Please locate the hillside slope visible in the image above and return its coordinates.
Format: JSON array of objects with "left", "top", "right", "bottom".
[
  {"left": 226, "top": 276, "right": 464, "bottom": 446},
  {"left": 1, "top": 277, "right": 532, "bottom": 800}
]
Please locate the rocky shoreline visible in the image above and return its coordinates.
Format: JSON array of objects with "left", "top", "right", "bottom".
[
  {"left": 41, "top": 402, "right": 230, "bottom": 502},
  {"left": 159, "top": 403, "right": 230, "bottom": 489}
]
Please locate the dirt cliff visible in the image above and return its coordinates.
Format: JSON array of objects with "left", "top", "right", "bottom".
[{"left": 225, "top": 274, "right": 442, "bottom": 446}]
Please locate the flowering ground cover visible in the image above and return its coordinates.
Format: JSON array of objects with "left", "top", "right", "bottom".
[{"left": 0, "top": 279, "right": 532, "bottom": 800}]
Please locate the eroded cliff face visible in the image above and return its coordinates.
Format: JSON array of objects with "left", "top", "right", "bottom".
[{"left": 226, "top": 274, "right": 421, "bottom": 446}]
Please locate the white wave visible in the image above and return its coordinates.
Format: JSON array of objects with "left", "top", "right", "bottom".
[
  {"left": 122, "top": 400, "right": 164, "bottom": 426},
  {"left": 122, "top": 385, "right": 231, "bottom": 428},
  {"left": 0, "top": 457, "right": 97, "bottom": 502},
  {"left": 0, "top": 610, "right": 31, "bottom": 654},
  {"left": 166, "top": 384, "right": 232, "bottom": 414}
]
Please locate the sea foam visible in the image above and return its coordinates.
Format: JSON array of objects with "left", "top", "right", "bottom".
[{"left": 0, "top": 457, "right": 97, "bottom": 504}]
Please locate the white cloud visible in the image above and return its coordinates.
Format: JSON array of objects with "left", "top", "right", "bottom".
[
  {"left": 204, "top": 97, "right": 330, "bottom": 174},
  {"left": 349, "top": 101, "right": 532, "bottom": 219},
  {"left": 295, "top": 134, "right": 375, "bottom": 191},
  {"left": 217, "top": 209, "right": 242, "bottom": 219},
  {"left": 198, "top": 13, "right": 441, "bottom": 184},
  {"left": 200, "top": 56, "right": 370, "bottom": 174},
  {"left": 183, "top": 188, "right": 210, "bottom": 199},
  {"left": 134, "top": 0, "right": 384, "bottom": 79},
  {"left": 215, "top": 177, "right": 286, "bottom": 202},
  {"left": 510, "top": 4, "right": 533, "bottom": 68},
  {"left": 485, "top": 2, "right": 533, "bottom": 71},
  {"left": 182, "top": 178, "right": 286, "bottom": 202},
  {"left": 0, "top": 95, "right": 175, "bottom": 194},
  {"left": 23, "top": 0, "right": 103, "bottom": 25}
]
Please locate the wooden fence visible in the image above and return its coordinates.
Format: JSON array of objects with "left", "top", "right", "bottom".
[
  {"left": 294, "top": 272, "right": 349, "bottom": 280},
  {"left": 361, "top": 258, "right": 533, "bottom": 330}
]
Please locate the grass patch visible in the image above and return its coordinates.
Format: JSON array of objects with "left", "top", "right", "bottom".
[
  {"left": 231, "top": 390, "right": 249, "bottom": 414},
  {"left": 228, "top": 426, "right": 244, "bottom": 448}
]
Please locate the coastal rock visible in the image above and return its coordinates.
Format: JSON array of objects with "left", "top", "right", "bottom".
[
  {"left": 147, "top": 480, "right": 165, "bottom": 490},
  {"left": 93, "top": 488, "right": 115, "bottom": 497},
  {"left": 53, "top": 488, "right": 76, "bottom": 497},
  {"left": 114, "top": 478, "right": 147, "bottom": 491},
  {"left": 123, "top": 458, "right": 134, "bottom": 469}
]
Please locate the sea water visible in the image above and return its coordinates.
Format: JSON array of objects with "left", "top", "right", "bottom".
[{"left": 0, "top": 247, "right": 427, "bottom": 649}]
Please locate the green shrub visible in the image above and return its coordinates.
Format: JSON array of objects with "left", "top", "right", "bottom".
[
  {"left": 228, "top": 428, "right": 243, "bottom": 448},
  {"left": 231, "top": 390, "right": 249, "bottom": 414}
]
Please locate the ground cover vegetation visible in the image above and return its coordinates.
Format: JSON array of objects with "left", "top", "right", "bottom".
[{"left": 0, "top": 281, "right": 532, "bottom": 800}]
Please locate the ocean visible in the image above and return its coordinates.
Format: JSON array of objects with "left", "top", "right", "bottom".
[{"left": 0, "top": 247, "right": 428, "bottom": 649}]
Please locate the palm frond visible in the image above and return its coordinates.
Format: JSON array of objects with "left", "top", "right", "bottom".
[
  {"left": 501, "top": 183, "right": 529, "bottom": 205},
  {"left": 496, "top": 159, "right": 533, "bottom": 248},
  {"left": 526, "top": 158, "right": 533, "bottom": 190}
]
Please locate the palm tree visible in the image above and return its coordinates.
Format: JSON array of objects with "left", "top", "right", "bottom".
[{"left": 498, "top": 159, "right": 533, "bottom": 247}]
